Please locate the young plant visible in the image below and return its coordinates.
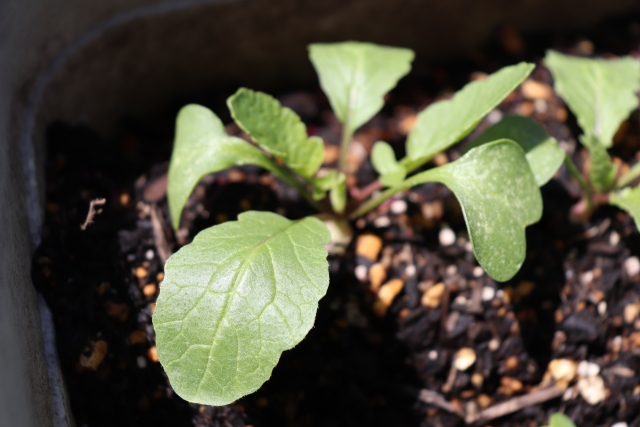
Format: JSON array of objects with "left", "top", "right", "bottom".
[
  {"left": 544, "top": 50, "right": 640, "bottom": 224},
  {"left": 153, "top": 41, "right": 544, "bottom": 405}
]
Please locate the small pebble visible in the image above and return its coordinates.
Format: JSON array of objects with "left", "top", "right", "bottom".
[
  {"left": 79, "top": 340, "right": 108, "bottom": 371},
  {"left": 577, "top": 375, "right": 607, "bottom": 405},
  {"left": 477, "top": 394, "right": 492, "bottom": 409},
  {"left": 488, "top": 338, "right": 500, "bottom": 352},
  {"left": 137, "top": 356, "right": 147, "bottom": 369},
  {"left": 473, "top": 266, "right": 484, "bottom": 277},
  {"left": 611, "top": 423, "right": 628, "bottom": 427},
  {"left": 471, "top": 372, "right": 484, "bottom": 387},
  {"left": 521, "top": 79, "right": 553, "bottom": 100},
  {"left": 453, "top": 295, "right": 469, "bottom": 306},
  {"left": 505, "top": 356, "right": 519, "bottom": 370},
  {"left": 405, "top": 264, "right": 416, "bottom": 276},
  {"left": 421, "top": 283, "right": 445, "bottom": 308},
  {"left": 548, "top": 358, "right": 577, "bottom": 383},
  {"left": 500, "top": 377, "right": 523, "bottom": 393},
  {"left": 373, "top": 279, "right": 405, "bottom": 316},
  {"left": 428, "top": 350, "right": 438, "bottom": 360},
  {"left": 610, "top": 231, "right": 620, "bottom": 246},
  {"left": 355, "top": 264, "right": 368, "bottom": 281},
  {"left": 487, "top": 109, "right": 503, "bottom": 124},
  {"left": 577, "top": 360, "right": 600, "bottom": 378},
  {"left": 143, "top": 284, "right": 157, "bottom": 297},
  {"left": 481, "top": 286, "right": 495, "bottom": 302},
  {"left": 147, "top": 346, "right": 159, "bottom": 363},
  {"left": 624, "top": 303, "right": 639, "bottom": 323},
  {"left": 373, "top": 216, "right": 391, "bottom": 228},
  {"left": 368, "top": 264, "right": 386, "bottom": 292},
  {"left": 624, "top": 256, "right": 640, "bottom": 277},
  {"left": 533, "top": 99, "right": 548, "bottom": 113},
  {"left": 453, "top": 347, "right": 476, "bottom": 371},
  {"left": 439, "top": 228, "right": 456, "bottom": 246},
  {"left": 127, "top": 330, "right": 147, "bottom": 346},
  {"left": 356, "top": 233, "right": 383, "bottom": 262},
  {"left": 145, "top": 249, "right": 154, "bottom": 260},
  {"left": 390, "top": 199, "right": 407, "bottom": 214},
  {"left": 598, "top": 301, "right": 607, "bottom": 316},
  {"left": 612, "top": 335, "right": 623, "bottom": 353},
  {"left": 134, "top": 267, "right": 148, "bottom": 279}
]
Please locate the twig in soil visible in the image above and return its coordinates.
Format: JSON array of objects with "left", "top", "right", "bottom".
[
  {"left": 150, "top": 204, "right": 173, "bottom": 263},
  {"left": 470, "top": 387, "right": 566, "bottom": 425},
  {"left": 80, "top": 198, "right": 106, "bottom": 230},
  {"left": 418, "top": 389, "right": 464, "bottom": 418}
]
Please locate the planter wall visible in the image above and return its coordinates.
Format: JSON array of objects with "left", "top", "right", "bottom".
[{"left": 2, "top": 0, "right": 640, "bottom": 426}]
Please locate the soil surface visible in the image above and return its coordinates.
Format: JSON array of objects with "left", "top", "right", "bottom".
[{"left": 33, "top": 14, "right": 640, "bottom": 427}]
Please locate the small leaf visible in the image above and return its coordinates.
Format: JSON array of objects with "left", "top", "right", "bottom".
[
  {"left": 405, "top": 62, "right": 534, "bottom": 168},
  {"left": 581, "top": 133, "right": 617, "bottom": 192},
  {"left": 154, "top": 211, "right": 330, "bottom": 406},
  {"left": 330, "top": 179, "right": 347, "bottom": 214},
  {"left": 228, "top": 88, "right": 324, "bottom": 178},
  {"left": 466, "top": 115, "right": 565, "bottom": 186},
  {"left": 545, "top": 50, "right": 640, "bottom": 147},
  {"left": 610, "top": 186, "right": 640, "bottom": 228},
  {"left": 308, "top": 42, "right": 414, "bottom": 133},
  {"left": 371, "top": 141, "right": 406, "bottom": 186},
  {"left": 168, "top": 105, "right": 282, "bottom": 229},
  {"left": 546, "top": 413, "right": 576, "bottom": 427},
  {"left": 401, "top": 140, "right": 542, "bottom": 281}
]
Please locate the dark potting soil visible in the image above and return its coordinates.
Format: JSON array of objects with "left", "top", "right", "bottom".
[{"left": 32, "top": 15, "right": 640, "bottom": 427}]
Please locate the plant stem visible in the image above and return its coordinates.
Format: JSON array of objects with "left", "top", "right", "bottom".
[
  {"left": 616, "top": 161, "right": 640, "bottom": 189},
  {"left": 271, "top": 163, "right": 327, "bottom": 213},
  {"left": 564, "top": 153, "right": 591, "bottom": 201},
  {"left": 349, "top": 181, "right": 411, "bottom": 220},
  {"left": 337, "top": 122, "right": 354, "bottom": 177}
]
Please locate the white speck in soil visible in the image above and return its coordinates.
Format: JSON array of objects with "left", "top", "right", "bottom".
[{"left": 439, "top": 228, "right": 455, "bottom": 246}]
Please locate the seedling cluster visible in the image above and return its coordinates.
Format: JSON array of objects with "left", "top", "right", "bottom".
[{"left": 151, "top": 41, "right": 640, "bottom": 407}]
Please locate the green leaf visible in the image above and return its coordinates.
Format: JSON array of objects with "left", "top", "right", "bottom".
[
  {"left": 330, "top": 179, "right": 347, "bottom": 213},
  {"left": 371, "top": 141, "right": 406, "bottom": 186},
  {"left": 581, "top": 133, "right": 617, "bottom": 192},
  {"left": 308, "top": 42, "right": 414, "bottom": 133},
  {"left": 545, "top": 50, "right": 640, "bottom": 147},
  {"left": 405, "top": 62, "right": 534, "bottom": 168},
  {"left": 153, "top": 211, "right": 330, "bottom": 406},
  {"left": 227, "top": 88, "right": 324, "bottom": 178},
  {"left": 168, "top": 104, "right": 284, "bottom": 229},
  {"left": 545, "top": 413, "right": 576, "bottom": 427},
  {"left": 466, "top": 115, "right": 565, "bottom": 186},
  {"left": 610, "top": 185, "right": 640, "bottom": 228},
  {"left": 399, "top": 140, "right": 542, "bottom": 281}
]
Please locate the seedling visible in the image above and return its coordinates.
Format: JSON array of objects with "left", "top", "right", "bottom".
[
  {"left": 544, "top": 50, "right": 640, "bottom": 224},
  {"left": 153, "top": 41, "right": 547, "bottom": 405}
]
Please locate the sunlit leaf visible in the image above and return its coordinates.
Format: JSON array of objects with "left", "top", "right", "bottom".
[
  {"left": 154, "top": 211, "right": 330, "bottom": 406},
  {"left": 390, "top": 140, "right": 541, "bottom": 281},
  {"left": 545, "top": 413, "right": 576, "bottom": 427},
  {"left": 309, "top": 41, "right": 414, "bottom": 133},
  {"left": 405, "top": 62, "right": 534, "bottom": 169},
  {"left": 610, "top": 185, "right": 640, "bottom": 229},
  {"left": 167, "top": 104, "right": 283, "bottom": 229},
  {"left": 545, "top": 50, "right": 640, "bottom": 147},
  {"left": 371, "top": 141, "right": 406, "bottom": 186},
  {"left": 228, "top": 88, "right": 324, "bottom": 178},
  {"left": 466, "top": 115, "right": 564, "bottom": 186}
]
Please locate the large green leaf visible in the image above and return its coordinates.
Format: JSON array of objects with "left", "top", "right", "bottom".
[
  {"left": 610, "top": 186, "right": 640, "bottom": 228},
  {"left": 466, "top": 115, "right": 565, "bottom": 186},
  {"left": 168, "top": 104, "right": 285, "bottom": 229},
  {"left": 405, "top": 62, "right": 534, "bottom": 169},
  {"left": 393, "top": 140, "right": 541, "bottom": 281},
  {"left": 227, "top": 88, "right": 324, "bottom": 178},
  {"left": 371, "top": 140, "right": 406, "bottom": 186},
  {"left": 308, "top": 42, "right": 414, "bottom": 133},
  {"left": 154, "top": 211, "right": 330, "bottom": 405},
  {"left": 545, "top": 50, "right": 640, "bottom": 147}
]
